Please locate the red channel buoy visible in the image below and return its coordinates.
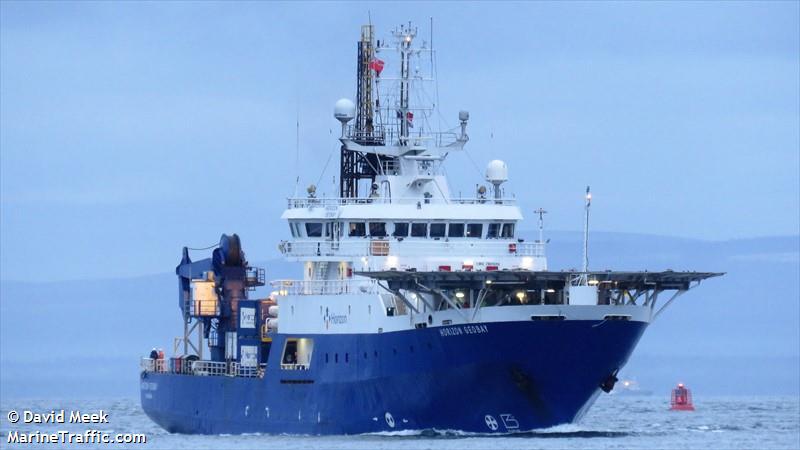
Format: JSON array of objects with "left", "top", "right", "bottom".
[{"left": 670, "top": 383, "right": 695, "bottom": 411}]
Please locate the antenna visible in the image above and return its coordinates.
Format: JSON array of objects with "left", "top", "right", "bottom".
[
  {"left": 294, "top": 106, "right": 300, "bottom": 197},
  {"left": 534, "top": 208, "right": 547, "bottom": 244},
  {"left": 583, "top": 186, "right": 591, "bottom": 274}
]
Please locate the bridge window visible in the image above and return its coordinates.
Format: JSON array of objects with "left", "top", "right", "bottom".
[
  {"left": 349, "top": 222, "right": 366, "bottom": 237},
  {"left": 448, "top": 223, "right": 465, "bottom": 238},
  {"left": 501, "top": 223, "right": 515, "bottom": 238},
  {"left": 305, "top": 222, "right": 323, "bottom": 238},
  {"left": 289, "top": 223, "right": 299, "bottom": 237},
  {"left": 430, "top": 223, "right": 446, "bottom": 238},
  {"left": 411, "top": 223, "right": 427, "bottom": 237},
  {"left": 466, "top": 223, "right": 483, "bottom": 238},
  {"left": 393, "top": 222, "right": 409, "bottom": 237},
  {"left": 487, "top": 223, "right": 501, "bottom": 238},
  {"left": 369, "top": 222, "right": 387, "bottom": 237}
]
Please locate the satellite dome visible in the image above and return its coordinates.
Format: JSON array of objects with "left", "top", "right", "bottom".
[
  {"left": 334, "top": 98, "right": 356, "bottom": 123},
  {"left": 485, "top": 160, "right": 508, "bottom": 184}
]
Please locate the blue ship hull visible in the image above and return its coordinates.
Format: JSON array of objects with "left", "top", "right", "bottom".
[{"left": 140, "top": 319, "right": 647, "bottom": 434}]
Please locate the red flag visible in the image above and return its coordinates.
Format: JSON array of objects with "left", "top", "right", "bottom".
[{"left": 369, "top": 58, "right": 385, "bottom": 76}]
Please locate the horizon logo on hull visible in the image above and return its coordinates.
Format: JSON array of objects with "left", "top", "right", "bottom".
[{"left": 323, "top": 307, "right": 347, "bottom": 330}]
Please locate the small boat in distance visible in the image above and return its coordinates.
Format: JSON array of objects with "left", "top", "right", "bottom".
[
  {"left": 612, "top": 378, "right": 653, "bottom": 396},
  {"left": 670, "top": 383, "right": 695, "bottom": 411}
]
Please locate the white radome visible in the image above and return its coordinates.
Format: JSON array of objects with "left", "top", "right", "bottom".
[
  {"left": 486, "top": 159, "right": 508, "bottom": 183},
  {"left": 334, "top": 98, "right": 356, "bottom": 123}
]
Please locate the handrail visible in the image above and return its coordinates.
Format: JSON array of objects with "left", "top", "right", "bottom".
[
  {"left": 279, "top": 239, "right": 545, "bottom": 259},
  {"left": 344, "top": 124, "right": 460, "bottom": 148},
  {"left": 141, "top": 357, "right": 268, "bottom": 378},
  {"left": 270, "top": 279, "right": 379, "bottom": 296},
  {"left": 287, "top": 196, "right": 516, "bottom": 209}
]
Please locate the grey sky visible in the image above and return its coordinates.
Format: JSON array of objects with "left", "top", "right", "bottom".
[{"left": 1, "top": 1, "right": 798, "bottom": 281}]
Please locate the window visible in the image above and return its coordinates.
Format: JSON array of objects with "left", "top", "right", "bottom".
[
  {"left": 430, "top": 223, "right": 446, "bottom": 238},
  {"left": 305, "top": 222, "right": 323, "bottom": 238},
  {"left": 466, "top": 223, "right": 483, "bottom": 238},
  {"left": 393, "top": 222, "right": 409, "bottom": 237},
  {"left": 369, "top": 222, "right": 387, "bottom": 237},
  {"left": 487, "top": 223, "right": 501, "bottom": 238},
  {"left": 349, "top": 222, "right": 366, "bottom": 237},
  {"left": 282, "top": 339, "right": 298, "bottom": 364},
  {"left": 281, "top": 337, "right": 314, "bottom": 369},
  {"left": 290, "top": 222, "right": 302, "bottom": 238},
  {"left": 411, "top": 223, "right": 427, "bottom": 237},
  {"left": 448, "top": 223, "right": 465, "bottom": 238},
  {"left": 501, "top": 223, "right": 515, "bottom": 238}
]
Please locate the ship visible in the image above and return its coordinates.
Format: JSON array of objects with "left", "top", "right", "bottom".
[
  {"left": 611, "top": 378, "right": 654, "bottom": 396},
  {"left": 139, "top": 22, "right": 722, "bottom": 435}
]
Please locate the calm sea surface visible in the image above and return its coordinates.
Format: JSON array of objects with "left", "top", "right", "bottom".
[{"left": 2, "top": 395, "right": 798, "bottom": 449}]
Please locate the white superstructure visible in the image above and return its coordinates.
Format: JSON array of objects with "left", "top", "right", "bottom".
[{"left": 273, "top": 23, "right": 550, "bottom": 333}]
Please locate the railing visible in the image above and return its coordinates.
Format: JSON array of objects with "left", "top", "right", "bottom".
[
  {"left": 140, "top": 358, "right": 167, "bottom": 373},
  {"left": 246, "top": 267, "right": 266, "bottom": 289},
  {"left": 280, "top": 363, "right": 310, "bottom": 371},
  {"left": 188, "top": 299, "right": 220, "bottom": 317},
  {"left": 191, "top": 360, "right": 229, "bottom": 376},
  {"left": 344, "top": 124, "right": 461, "bottom": 148},
  {"left": 270, "top": 279, "right": 379, "bottom": 296},
  {"left": 279, "top": 239, "right": 545, "bottom": 259},
  {"left": 140, "top": 358, "right": 267, "bottom": 378},
  {"left": 287, "top": 196, "right": 517, "bottom": 209}
]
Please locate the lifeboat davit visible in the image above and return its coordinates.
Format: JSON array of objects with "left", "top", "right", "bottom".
[{"left": 670, "top": 383, "right": 695, "bottom": 411}]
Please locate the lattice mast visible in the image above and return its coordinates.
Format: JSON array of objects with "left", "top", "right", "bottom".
[
  {"left": 340, "top": 24, "right": 384, "bottom": 198},
  {"left": 356, "top": 25, "right": 375, "bottom": 138}
]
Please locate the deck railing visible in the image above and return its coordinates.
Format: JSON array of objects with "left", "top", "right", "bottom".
[
  {"left": 270, "top": 279, "right": 379, "bottom": 296},
  {"left": 286, "top": 196, "right": 516, "bottom": 209},
  {"left": 140, "top": 358, "right": 266, "bottom": 378},
  {"left": 344, "top": 124, "right": 461, "bottom": 148},
  {"left": 279, "top": 239, "right": 545, "bottom": 259}
]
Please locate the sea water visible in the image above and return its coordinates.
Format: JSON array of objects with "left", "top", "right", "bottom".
[{"left": 2, "top": 395, "right": 798, "bottom": 449}]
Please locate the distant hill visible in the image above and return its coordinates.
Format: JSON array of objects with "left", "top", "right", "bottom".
[{"left": 1, "top": 233, "right": 797, "bottom": 399}]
